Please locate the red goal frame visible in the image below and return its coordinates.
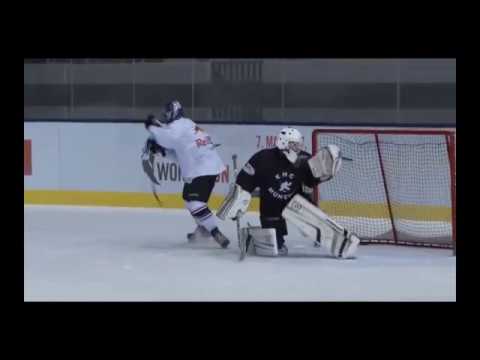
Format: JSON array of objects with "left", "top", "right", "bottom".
[{"left": 312, "top": 128, "right": 456, "bottom": 253}]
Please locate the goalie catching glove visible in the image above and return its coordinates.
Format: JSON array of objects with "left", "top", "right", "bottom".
[
  {"left": 308, "top": 144, "right": 343, "bottom": 182},
  {"left": 217, "top": 184, "right": 252, "bottom": 221}
]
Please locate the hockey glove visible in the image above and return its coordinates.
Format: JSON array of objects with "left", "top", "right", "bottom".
[{"left": 143, "top": 138, "right": 166, "bottom": 157}]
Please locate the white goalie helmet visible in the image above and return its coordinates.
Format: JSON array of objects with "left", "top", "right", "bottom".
[{"left": 276, "top": 127, "right": 304, "bottom": 163}]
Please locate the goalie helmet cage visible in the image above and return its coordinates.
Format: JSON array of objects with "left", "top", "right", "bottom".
[{"left": 312, "top": 128, "right": 456, "bottom": 255}]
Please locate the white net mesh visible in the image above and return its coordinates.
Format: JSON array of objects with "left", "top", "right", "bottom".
[{"left": 313, "top": 130, "right": 455, "bottom": 248}]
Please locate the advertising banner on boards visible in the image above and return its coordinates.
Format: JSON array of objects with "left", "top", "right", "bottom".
[{"left": 23, "top": 122, "right": 315, "bottom": 208}]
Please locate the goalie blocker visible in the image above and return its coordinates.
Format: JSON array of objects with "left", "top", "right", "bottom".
[
  {"left": 282, "top": 194, "right": 360, "bottom": 259},
  {"left": 217, "top": 184, "right": 252, "bottom": 221}
]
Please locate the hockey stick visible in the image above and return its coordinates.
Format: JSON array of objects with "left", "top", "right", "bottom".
[
  {"left": 231, "top": 154, "right": 247, "bottom": 261},
  {"left": 141, "top": 151, "right": 163, "bottom": 207},
  {"left": 150, "top": 181, "right": 163, "bottom": 207}
]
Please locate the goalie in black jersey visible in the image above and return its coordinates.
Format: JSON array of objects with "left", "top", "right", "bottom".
[{"left": 217, "top": 127, "right": 360, "bottom": 259}]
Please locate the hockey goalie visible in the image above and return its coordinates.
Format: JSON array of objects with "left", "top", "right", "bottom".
[{"left": 217, "top": 127, "right": 360, "bottom": 259}]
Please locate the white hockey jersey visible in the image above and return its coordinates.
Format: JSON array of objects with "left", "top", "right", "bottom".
[{"left": 147, "top": 117, "right": 226, "bottom": 181}]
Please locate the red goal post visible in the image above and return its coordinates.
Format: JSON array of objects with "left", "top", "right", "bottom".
[{"left": 311, "top": 127, "right": 456, "bottom": 254}]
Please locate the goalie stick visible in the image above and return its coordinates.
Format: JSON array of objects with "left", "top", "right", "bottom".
[{"left": 231, "top": 154, "right": 248, "bottom": 261}]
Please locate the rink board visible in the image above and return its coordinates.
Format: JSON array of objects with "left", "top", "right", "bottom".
[
  {"left": 24, "top": 123, "right": 455, "bottom": 223},
  {"left": 24, "top": 122, "right": 312, "bottom": 199}
]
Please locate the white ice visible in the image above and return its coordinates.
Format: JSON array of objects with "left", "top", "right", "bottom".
[{"left": 24, "top": 205, "right": 456, "bottom": 301}]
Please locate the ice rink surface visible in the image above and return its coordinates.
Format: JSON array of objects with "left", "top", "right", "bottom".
[{"left": 24, "top": 205, "right": 456, "bottom": 301}]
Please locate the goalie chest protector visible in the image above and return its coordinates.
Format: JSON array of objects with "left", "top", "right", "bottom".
[{"left": 236, "top": 148, "right": 319, "bottom": 214}]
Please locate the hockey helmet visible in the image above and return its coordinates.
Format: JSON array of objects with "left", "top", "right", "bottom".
[
  {"left": 276, "top": 127, "right": 304, "bottom": 163},
  {"left": 163, "top": 100, "right": 184, "bottom": 123}
]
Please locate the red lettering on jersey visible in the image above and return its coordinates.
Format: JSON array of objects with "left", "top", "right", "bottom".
[
  {"left": 195, "top": 136, "right": 213, "bottom": 148},
  {"left": 195, "top": 138, "right": 207, "bottom": 147}
]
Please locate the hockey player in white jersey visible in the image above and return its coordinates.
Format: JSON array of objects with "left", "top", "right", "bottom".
[{"left": 143, "top": 100, "right": 230, "bottom": 248}]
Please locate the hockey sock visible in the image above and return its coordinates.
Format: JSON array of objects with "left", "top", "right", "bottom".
[{"left": 186, "top": 201, "right": 218, "bottom": 233}]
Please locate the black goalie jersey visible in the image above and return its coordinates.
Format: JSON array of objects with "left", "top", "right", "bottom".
[{"left": 236, "top": 147, "right": 320, "bottom": 218}]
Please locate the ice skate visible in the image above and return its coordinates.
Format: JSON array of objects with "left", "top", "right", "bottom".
[
  {"left": 211, "top": 228, "right": 230, "bottom": 249},
  {"left": 187, "top": 225, "right": 212, "bottom": 242}
]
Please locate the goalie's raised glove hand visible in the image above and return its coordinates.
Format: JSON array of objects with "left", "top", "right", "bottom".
[{"left": 307, "top": 144, "right": 342, "bottom": 182}]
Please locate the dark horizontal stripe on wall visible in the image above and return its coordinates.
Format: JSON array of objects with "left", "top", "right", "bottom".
[
  {"left": 284, "top": 84, "right": 396, "bottom": 108},
  {"left": 401, "top": 83, "right": 456, "bottom": 108},
  {"left": 74, "top": 84, "right": 133, "bottom": 106},
  {"left": 24, "top": 83, "right": 456, "bottom": 109},
  {"left": 194, "top": 83, "right": 282, "bottom": 107},
  {"left": 24, "top": 84, "right": 70, "bottom": 106},
  {"left": 135, "top": 85, "right": 193, "bottom": 107}
]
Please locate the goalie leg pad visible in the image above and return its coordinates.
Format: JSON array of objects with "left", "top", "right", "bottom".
[
  {"left": 281, "top": 207, "right": 318, "bottom": 239},
  {"left": 326, "top": 228, "right": 360, "bottom": 259},
  {"left": 240, "top": 227, "right": 278, "bottom": 257},
  {"left": 282, "top": 194, "right": 359, "bottom": 259},
  {"left": 217, "top": 184, "right": 252, "bottom": 220},
  {"left": 339, "top": 231, "right": 360, "bottom": 259}
]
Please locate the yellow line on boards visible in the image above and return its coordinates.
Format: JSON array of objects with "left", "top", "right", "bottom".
[
  {"left": 24, "top": 190, "right": 451, "bottom": 222},
  {"left": 23, "top": 190, "right": 259, "bottom": 211},
  {"left": 320, "top": 201, "right": 452, "bottom": 222}
]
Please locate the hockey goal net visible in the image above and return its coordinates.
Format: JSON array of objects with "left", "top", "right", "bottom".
[{"left": 312, "top": 128, "right": 456, "bottom": 253}]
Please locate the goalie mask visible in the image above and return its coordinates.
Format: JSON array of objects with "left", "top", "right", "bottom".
[{"left": 276, "top": 127, "right": 304, "bottom": 163}]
